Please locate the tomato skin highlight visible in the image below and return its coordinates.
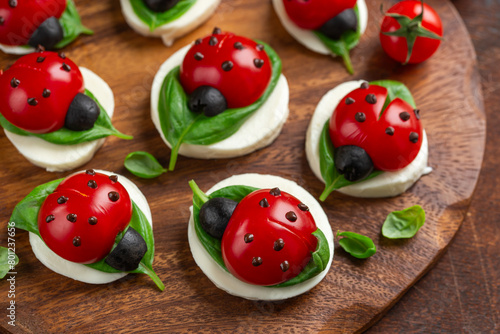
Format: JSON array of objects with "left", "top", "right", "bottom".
[
  {"left": 282, "top": 0, "right": 357, "bottom": 30},
  {"left": 180, "top": 31, "right": 272, "bottom": 109},
  {"left": 38, "top": 171, "right": 132, "bottom": 264},
  {"left": 0, "top": 0, "right": 67, "bottom": 46},
  {"left": 221, "top": 189, "right": 317, "bottom": 286},
  {"left": 0, "top": 51, "right": 84, "bottom": 133},
  {"left": 380, "top": 0, "right": 443, "bottom": 64}
]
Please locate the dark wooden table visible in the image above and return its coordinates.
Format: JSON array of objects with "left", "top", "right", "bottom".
[{"left": 368, "top": 0, "right": 499, "bottom": 332}]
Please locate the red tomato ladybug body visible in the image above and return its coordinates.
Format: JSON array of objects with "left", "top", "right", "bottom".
[
  {"left": 221, "top": 188, "right": 317, "bottom": 286},
  {"left": 38, "top": 170, "right": 132, "bottom": 264},
  {"left": 0, "top": 51, "right": 84, "bottom": 133},
  {"left": 283, "top": 0, "right": 357, "bottom": 30},
  {"left": 0, "top": 0, "right": 67, "bottom": 46},
  {"left": 180, "top": 30, "right": 272, "bottom": 109},
  {"left": 329, "top": 83, "right": 423, "bottom": 171}
]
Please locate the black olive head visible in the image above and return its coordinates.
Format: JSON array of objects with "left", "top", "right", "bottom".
[
  {"left": 318, "top": 8, "right": 358, "bottom": 41},
  {"left": 143, "top": 0, "right": 180, "bottom": 13},
  {"left": 188, "top": 86, "right": 228, "bottom": 117},
  {"left": 334, "top": 145, "right": 374, "bottom": 182},
  {"left": 27, "top": 17, "right": 64, "bottom": 50},
  {"left": 65, "top": 93, "right": 101, "bottom": 131},
  {"left": 105, "top": 227, "right": 147, "bottom": 272},
  {"left": 199, "top": 197, "right": 238, "bottom": 239}
]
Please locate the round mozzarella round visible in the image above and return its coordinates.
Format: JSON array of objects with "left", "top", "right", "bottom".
[
  {"left": 151, "top": 45, "right": 289, "bottom": 160},
  {"left": 4, "top": 67, "right": 115, "bottom": 173},
  {"left": 305, "top": 80, "right": 431, "bottom": 198},
  {"left": 272, "top": 0, "right": 368, "bottom": 55},
  {"left": 0, "top": 44, "right": 35, "bottom": 55},
  {"left": 188, "top": 173, "right": 334, "bottom": 300},
  {"left": 120, "top": 0, "right": 221, "bottom": 46},
  {"left": 29, "top": 170, "right": 152, "bottom": 284}
]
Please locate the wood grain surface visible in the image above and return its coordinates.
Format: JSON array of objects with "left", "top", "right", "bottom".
[{"left": 0, "top": 0, "right": 486, "bottom": 333}]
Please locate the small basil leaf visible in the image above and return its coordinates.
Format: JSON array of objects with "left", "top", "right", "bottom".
[
  {"left": 337, "top": 231, "right": 376, "bottom": 259},
  {"left": 313, "top": 5, "right": 361, "bottom": 74},
  {"left": 382, "top": 205, "right": 425, "bottom": 239},
  {"left": 129, "top": 0, "right": 196, "bottom": 31},
  {"left": 369, "top": 80, "right": 416, "bottom": 112},
  {"left": 158, "top": 41, "right": 282, "bottom": 171},
  {"left": 124, "top": 151, "right": 167, "bottom": 179},
  {"left": 54, "top": 0, "right": 93, "bottom": 49},
  {"left": 318, "top": 121, "right": 382, "bottom": 201},
  {"left": 0, "top": 247, "right": 19, "bottom": 279}
]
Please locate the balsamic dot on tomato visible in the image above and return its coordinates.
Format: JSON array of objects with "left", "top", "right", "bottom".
[
  {"left": 27, "top": 98, "right": 38, "bottom": 106},
  {"left": 46, "top": 215, "right": 55, "bottom": 223},
  {"left": 61, "top": 63, "right": 71, "bottom": 72},
  {"left": 108, "top": 191, "right": 120, "bottom": 202},
  {"left": 355, "top": 112, "right": 366, "bottom": 123},
  {"left": 37, "top": 57, "right": 45, "bottom": 63},
  {"left": 234, "top": 42, "right": 243, "bottom": 50},
  {"left": 345, "top": 97, "right": 355, "bottom": 105},
  {"left": 253, "top": 59, "right": 264, "bottom": 68},
  {"left": 66, "top": 213, "right": 77, "bottom": 223},
  {"left": 285, "top": 211, "right": 297, "bottom": 222},
  {"left": 0, "top": 17, "right": 4, "bottom": 25},
  {"left": 259, "top": 198, "right": 270, "bottom": 208},
  {"left": 59, "top": 52, "right": 66, "bottom": 59},
  {"left": 88, "top": 216, "right": 98, "bottom": 225},
  {"left": 42, "top": 89, "right": 51, "bottom": 98},
  {"left": 209, "top": 36, "right": 218, "bottom": 46},
  {"left": 409, "top": 132, "right": 419, "bottom": 143},
  {"left": 57, "top": 196, "right": 68, "bottom": 204},
  {"left": 252, "top": 257, "right": 263, "bottom": 266},
  {"left": 269, "top": 187, "right": 281, "bottom": 196},
  {"left": 399, "top": 111, "right": 411, "bottom": 121},
  {"left": 36, "top": 45, "right": 45, "bottom": 52},
  {"left": 280, "top": 261, "right": 290, "bottom": 272},
  {"left": 10, "top": 78, "right": 20, "bottom": 88},
  {"left": 361, "top": 82, "right": 369, "bottom": 89},
  {"left": 109, "top": 175, "right": 118, "bottom": 183},
  {"left": 86, "top": 169, "right": 95, "bottom": 175},
  {"left": 212, "top": 27, "right": 221, "bottom": 35},
  {"left": 8, "top": 0, "right": 17, "bottom": 8},
  {"left": 256, "top": 44, "right": 264, "bottom": 51},
  {"left": 221, "top": 61, "right": 233, "bottom": 72},
  {"left": 298, "top": 203, "right": 309, "bottom": 212},
  {"left": 385, "top": 126, "right": 395, "bottom": 136},
  {"left": 273, "top": 238, "right": 285, "bottom": 251},
  {"left": 414, "top": 109, "right": 421, "bottom": 120},
  {"left": 194, "top": 52, "right": 204, "bottom": 61},
  {"left": 365, "top": 94, "right": 377, "bottom": 104},
  {"left": 72, "top": 236, "right": 81, "bottom": 247},
  {"left": 194, "top": 38, "right": 202, "bottom": 45},
  {"left": 87, "top": 180, "right": 97, "bottom": 189},
  {"left": 244, "top": 233, "right": 254, "bottom": 243}
]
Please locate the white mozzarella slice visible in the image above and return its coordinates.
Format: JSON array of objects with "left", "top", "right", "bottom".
[
  {"left": 305, "top": 81, "right": 431, "bottom": 198},
  {"left": 4, "top": 67, "right": 115, "bottom": 172},
  {"left": 0, "top": 43, "right": 35, "bottom": 55},
  {"left": 29, "top": 170, "right": 152, "bottom": 284},
  {"left": 188, "top": 173, "right": 334, "bottom": 300},
  {"left": 150, "top": 45, "right": 289, "bottom": 160},
  {"left": 272, "top": 0, "right": 368, "bottom": 55},
  {"left": 120, "top": 0, "right": 221, "bottom": 46}
]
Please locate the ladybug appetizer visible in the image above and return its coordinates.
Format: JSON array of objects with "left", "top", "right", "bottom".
[
  {"left": 380, "top": 0, "right": 443, "bottom": 64},
  {"left": 272, "top": 0, "right": 368, "bottom": 74},
  {"left": 0, "top": 50, "right": 131, "bottom": 172},
  {"left": 10, "top": 169, "right": 164, "bottom": 290},
  {"left": 0, "top": 0, "right": 92, "bottom": 55},
  {"left": 151, "top": 28, "right": 289, "bottom": 171},
  {"left": 306, "top": 80, "right": 432, "bottom": 199},
  {"left": 188, "top": 174, "right": 333, "bottom": 300},
  {"left": 120, "top": 0, "right": 220, "bottom": 46}
]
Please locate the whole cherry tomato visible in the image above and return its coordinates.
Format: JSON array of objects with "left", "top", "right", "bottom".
[
  {"left": 380, "top": 0, "right": 443, "bottom": 64},
  {"left": 283, "top": 0, "right": 357, "bottom": 30}
]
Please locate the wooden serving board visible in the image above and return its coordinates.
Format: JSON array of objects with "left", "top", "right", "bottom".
[{"left": 0, "top": 0, "right": 485, "bottom": 332}]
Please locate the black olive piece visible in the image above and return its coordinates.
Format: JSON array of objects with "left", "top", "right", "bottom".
[
  {"left": 199, "top": 197, "right": 238, "bottom": 239},
  {"left": 27, "top": 17, "right": 64, "bottom": 50},
  {"left": 65, "top": 93, "right": 100, "bottom": 131},
  {"left": 317, "top": 9, "right": 358, "bottom": 40},
  {"left": 142, "top": 0, "right": 179, "bottom": 12},
  {"left": 188, "top": 86, "right": 228, "bottom": 117},
  {"left": 105, "top": 227, "right": 147, "bottom": 272},
  {"left": 334, "top": 145, "right": 374, "bottom": 182}
]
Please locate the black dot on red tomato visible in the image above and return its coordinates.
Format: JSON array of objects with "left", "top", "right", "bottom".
[
  {"left": 244, "top": 233, "right": 254, "bottom": 243},
  {"left": 385, "top": 126, "right": 395, "bottom": 136},
  {"left": 59, "top": 52, "right": 66, "bottom": 59},
  {"left": 252, "top": 257, "right": 263, "bottom": 267},
  {"left": 36, "top": 56, "right": 45, "bottom": 63},
  {"left": 10, "top": 78, "right": 20, "bottom": 88},
  {"left": 256, "top": 44, "right": 264, "bottom": 51},
  {"left": 209, "top": 36, "right": 218, "bottom": 46},
  {"left": 355, "top": 112, "right": 366, "bottom": 122},
  {"left": 73, "top": 236, "right": 81, "bottom": 247},
  {"left": 222, "top": 61, "right": 233, "bottom": 71},
  {"left": 194, "top": 52, "right": 204, "bottom": 61},
  {"left": 61, "top": 63, "right": 71, "bottom": 72},
  {"left": 57, "top": 196, "right": 68, "bottom": 204},
  {"left": 280, "top": 261, "right": 290, "bottom": 272},
  {"left": 0, "top": 17, "right": 4, "bottom": 25},
  {"left": 85, "top": 169, "right": 95, "bottom": 175},
  {"left": 66, "top": 214, "right": 77, "bottom": 223},
  {"left": 42, "top": 89, "right": 51, "bottom": 98},
  {"left": 254, "top": 59, "right": 264, "bottom": 68},
  {"left": 108, "top": 191, "right": 120, "bottom": 202},
  {"left": 109, "top": 175, "right": 118, "bottom": 183},
  {"left": 194, "top": 38, "right": 202, "bottom": 45},
  {"left": 46, "top": 215, "right": 55, "bottom": 223},
  {"left": 286, "top": 211, "right": 297, "bottom": 222},
  {"left": 8, "top": 0, "right": 17, "bottom": 8},
  {"left": 88, "top": 216, "right": 98, "bottom": 225},
  {"left": 234, "top": 42, "right": 243, "bottom": 50},
  {"left": 298, "top": 203, "right": 309, "bottom": 211},
  {"left": 399, "top": 111, "right": 411, "bottom": 121},
  {"left": 365, "top": 94, "right": 377, "bottom": 104},
  {"left": 414, "top": 109, "right": 421, "bottom": 120},
  {"left": 345, "top": 97, "right": 355, "bottom": 105},
  {"left": 27, "top": 98, "right": 38, "bottom": 106},
  {"left": 360, "top": 82, "right": 369, "bottom": 89},
  {"left": 409, "top": 132, "right": 419, "bottom": 143},
  {"left": 212, "top": 27, "right": 221, "bottom": 35},
  {"left": 259, "top": 198, "right": 269, "bottom": 208},
  {"left": 269, "top": 187, "right": 281, "bottom": 196},
  {"left": 273, "top": 238, "right": 285, "bottom": 251},
  {"left": 87, "top": 180, "right": 97, "bottom": 189}
]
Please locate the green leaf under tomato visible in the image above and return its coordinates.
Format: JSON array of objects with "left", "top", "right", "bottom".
[
  {"left": 129, "top": 0, "right": 197, "bottom": 32},
  {"left": 382, "top": 205, "right": 425, "bottom": 239},
  {"left": 370, "top": 80, "right": 416, "bottom": 113},
  {"left": 0, "top": 90, "right": 132, "bottom": 145},
  {"left": 0, "top": 247, "right": 19, "bottom": 279},
  {"left": 54, "top": 0, "right": 93, "bottom": 49},
  {"left": 158, "top": 41, "right": 282, "bottom": 171},
  {"left": 124, "top": 151, "right": 167, "bottom": 179},
  {"left": 337, "top": 231, "right": 376, "bottom": 259}
]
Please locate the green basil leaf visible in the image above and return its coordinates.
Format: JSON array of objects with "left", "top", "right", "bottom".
[
  {"left": 124, "top": 151, "right": 167, "bottom": 179},
  {"left": 158, "top": 41, "right": 282, "bottom": 170},
  {"left": 272, "top": 228, "right": 330, "bottom": 288},
  {"left": 370, "top": 80, "right": 416, "bottom": 113},
  {"left": 318, "top": 121, "right": 382, "bottom": 201},
  {"left": 0, "top": 247, "right": 19, "bottom": 279},
  {"left": 129, "top": 0, "right": 196, "bottom": 31},
  {"left": 382, "top": 205, "right": 425, "bottom": 239},
  {"left": 9, "top": 179, "right": 164, "bottom": 290},
  {"left": 0, "top": 90, "right": 132, "bottom": 145},
  {"left": 313, "top": 5, "right": 361, "bottom": 74},
  {"left": 337, "top": 231, "right": 376, "bottom": 259},
  {"left": 54, "top": 0, "right": 93, "bottom": 49}
]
